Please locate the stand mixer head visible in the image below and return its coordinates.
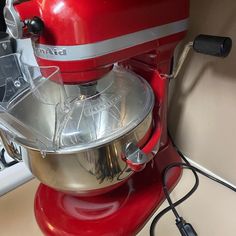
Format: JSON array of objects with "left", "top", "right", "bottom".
[
  {"left": 5, "top": 0, "right": 189, "bottom": 83},
  {"left": 0, "top": 0, "right": 189, "bottom": 196}
]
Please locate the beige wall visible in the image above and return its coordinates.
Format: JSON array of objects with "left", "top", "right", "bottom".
[{"left": 168, "top": 0, "right": 236, "bottom": 184}]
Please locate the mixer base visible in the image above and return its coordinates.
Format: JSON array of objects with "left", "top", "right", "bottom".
[{"left": 34, "top": 141, "right": 182, "bottom": 236}]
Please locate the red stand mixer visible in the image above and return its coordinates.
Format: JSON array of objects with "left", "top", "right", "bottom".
[{"left": 1, "top": 0, "right": 191, "bottom": 235}]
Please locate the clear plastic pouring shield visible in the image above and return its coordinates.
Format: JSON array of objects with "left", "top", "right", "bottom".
[
  {"left": 0, "top": 55, "right": 154, "bottom": 153},
  {"left": 54, "top": 67, "right": 154, "bottom": 151},
  {"left": 0, "top": 53, "right": 65, "bottom": 150}
]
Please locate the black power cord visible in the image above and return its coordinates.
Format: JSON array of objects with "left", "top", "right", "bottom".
[{"left": 149, "top": 138, "right": 236, "bottom": 236}]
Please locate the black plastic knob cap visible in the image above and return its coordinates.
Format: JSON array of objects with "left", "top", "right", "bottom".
[
  {"left": 193, "top": 34, "right": 232, "bottom": 57},
  {"left": 27, "top": 16, "right": 44, "bottom": 35}
]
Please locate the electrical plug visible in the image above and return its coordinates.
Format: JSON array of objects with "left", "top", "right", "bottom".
[{"left": 176, "top": 217, "right": 198, "bottom": 236}]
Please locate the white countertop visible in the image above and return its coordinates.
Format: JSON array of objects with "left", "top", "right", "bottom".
[{"left": 1, "top": 170, "right": 236, "bottom": 236}]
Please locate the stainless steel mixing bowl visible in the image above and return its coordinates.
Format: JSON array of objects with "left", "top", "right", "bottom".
[{"left": 0, "top": 66, "right": 156, "bottom": 196}]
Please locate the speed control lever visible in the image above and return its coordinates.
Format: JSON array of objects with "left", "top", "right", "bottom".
[
  {"left": 162, "top": 34, "right": 232, "bottom": 79},
  {"left": 193, "top": 34, "right": 232, "bottom": 58}
]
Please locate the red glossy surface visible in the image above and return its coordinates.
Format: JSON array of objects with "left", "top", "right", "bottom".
[
  {"left": 16, "top": 0, "right": 189, "bottom": 45},
  {"left": 15, "top": 0, "right": 189, "bottom": 82},
  {"left": 36, "top": 34, "right": 184, "bottom": 84},
  {"left": 35, "top": 34, "right": 185, "bottom": 84},
  {"left": 35, "top": 141, "right": 182, "bottom": 236}
]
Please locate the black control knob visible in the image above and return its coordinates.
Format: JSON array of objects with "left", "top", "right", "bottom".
[
  {"left": 26, "top": 16, "right": 44, "bottom": 35},
  {"left": 193, "top": 34, "right": 232, "bottom": 57}
]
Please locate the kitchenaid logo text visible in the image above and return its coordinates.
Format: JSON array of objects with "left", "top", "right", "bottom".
[{"left": 35, "top": 46, "right": 67, "bottom": 56}]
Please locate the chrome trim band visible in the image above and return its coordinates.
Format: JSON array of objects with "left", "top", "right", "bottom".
[{"left": 35, "top": 18, "right": 188, "bottom": 61}]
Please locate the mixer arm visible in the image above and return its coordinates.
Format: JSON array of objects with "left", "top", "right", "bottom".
[{"left": 162, "top": 34, "right": 232, "bottom": 79}]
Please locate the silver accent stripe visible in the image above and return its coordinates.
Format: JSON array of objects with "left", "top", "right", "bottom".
[{"left": 35, "top": 18, "right": 188, "bottom": 61}]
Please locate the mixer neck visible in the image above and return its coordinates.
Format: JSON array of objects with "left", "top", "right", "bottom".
[{"left": 78, "top": 82, "right": 98, "bottom": 99}]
